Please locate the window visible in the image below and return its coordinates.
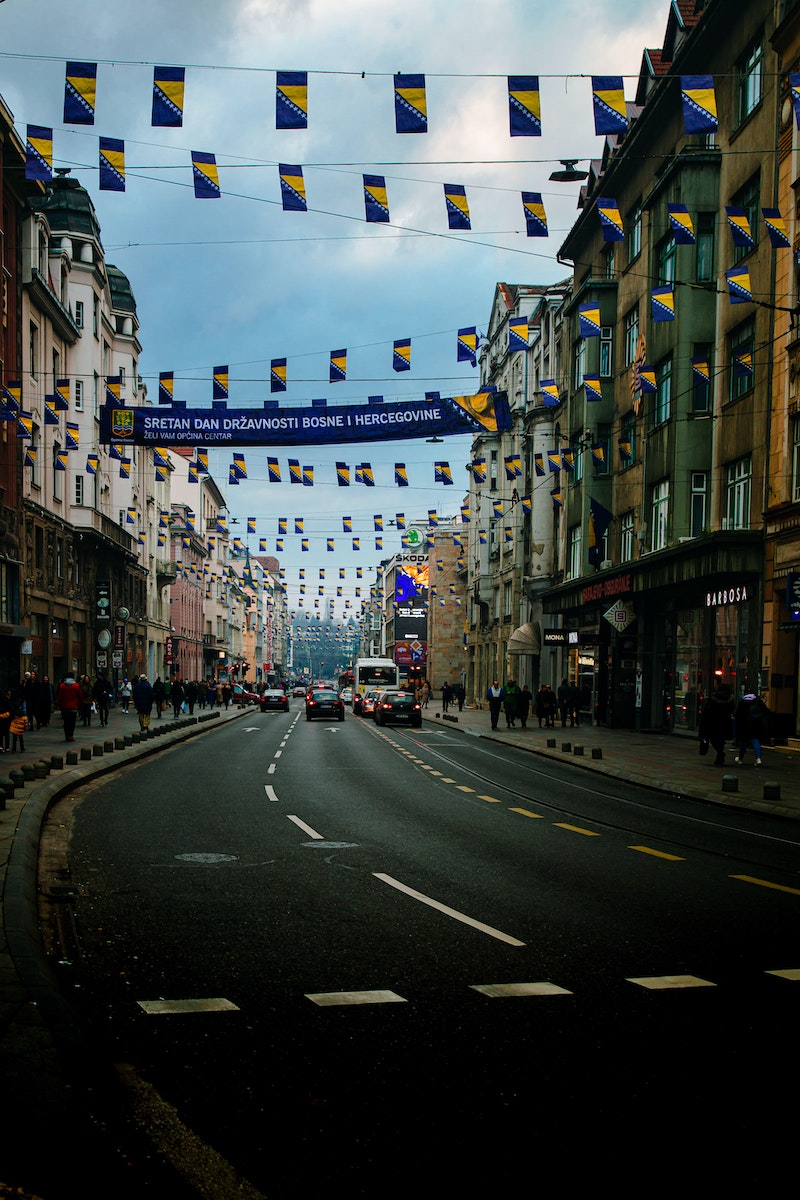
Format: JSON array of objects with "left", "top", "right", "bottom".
[
  {"left": 624, "top": 306, "right": 639, "bottom": 367},
  {"left": 627, "top": 201, "right": 642, "bottom": 262},
  {"left": 74, "top": 474, "right": 84, "bottom": 506},
  {"left": 793, "top": 416, "right": 800, "bottom": 502},
  {"left": 92, "top": 293, "right": 99, "bottom": 337},
  {"left": 729, "top": 318, "right": 755, "bottom": 401},
  {"left": 654, "top": 357, "right": 672, "bottom": 426},
  {"left": 593, "top": 425, "right": 610, "bottom": 475},
  {"left": 696, "top": 213, "right": 715, "bottom": 282},
  {"left": 737, "top": 35, "right": 763, "bottom": 126},
  {"left": 726, "top": 456, "right": 751, "bottom": 530},
  {"left": 600, "top": 326, "right": 613, "bottom": 377},
  {"left": 573, "top": 335, "right": 586, "bottom": 390},
  {"left": 602, "top": 243, "right": 615, "bottom": 279},
  {"left": 568, "top": 524, "right": 582, "bottom": 578},
  {"left": 74, "top": 300, "right": 84, "bottom": 329},
  {"left": 52, "top": 442, "right": 62, "bottom": 502},
  {"left": 692, "top": 343, "right": 712, "bottom": 412},
  {"left": 690, "top": 472, "right": 707, "bottom": 536},
  {"left": 74, "top": 378, "right": 84, "bottom": 411},
  {"left": 28, "top": 429, "right": 40, "bottom": 488},
  {"left": 56, "top": 537, "right": 64, "bottom": 579},
  {"left": 29, "top": 321, "right": 38, "bottom": 378},
  {"left": 656, "top": 235, "right": 676, "bottom": 286},
  {"left": 731, "top": 174, "right": 760, "bottom": 264},
  {"left": 620, "top": 511, "right": 635, "bottom": 561},
  {"left": 119, "top": 365, "right": 126, "bottom": 391},
  {"left": 503, "top": 580, "right": 512, "bottom": 619},
  {"left": 570, "top": 434, "right": 584, "bottom": 483},
  {"left": 650, "top": 480, "right": 669, "bottom": 551},
  {"left": 490, "top": 450, "right": 498, "bottom": 490},
  {"left": 620, "top": 411, "right": 636, "bottom": 467}
]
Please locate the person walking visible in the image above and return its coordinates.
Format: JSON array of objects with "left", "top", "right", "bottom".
[
  {"left": 119, "top": 677, "right": 132, "bottom": 714},
  {"left": 567, "top": 681, "right": 582, "bottom": 727},
  {"left": 79, "top": 673, "right": 93, "bottom": 727},
  {"left": 10, "top": 695, "right": 27, "bottom": 754},
  {"left": 441, "top": 681, "right": 451, "bottom": 713},
  {"left": 557, "top": 679, "right": 570, "bottom": 727},
  {"left": 421, "top": 681, "right": 430, "bottom": 709},
  {"left": 152, "top": 676, "right": 165, "bottom": 718},
  {"left": 133, "top": 674, "right": 154, "bottom": 732},
  {"left": 222, "top": 679, "right": 232, "bottom": 709},
  {"left": 455, "top": 683, "right": 465, "bottom": 712},
  {"left": 734, "top": 691, "right": 771, "bottom": 766},
  {"left": 486, "top": 680, "right": 504, "bottom": 731},
  {"left": 171, "top": 676, "right": 186, "bottom": 718},
  {"left": 698, "top": 683, "right": 734, "bottom": 766},
  {"left": 37, "top": 675, "right": 54, "bottom": 728},
  {"left": 92, "top": 674, "right": 112, "bottom": 727},
  {"left": 503, "top": 678, "right": 519, "bottom": 728},
  {"left": 185, "top": 679, "right": 197, "bottom": 715},
  {"left": 55, "top": 671, "right": 82, "bottom": 742},
  {"left": 0, "top": 689, "right": 11, "bottom": 753},
  {"left": 535, "top": 684, "right": 549, "bottom": 728},
  {"left": 517, "top": 684, "right": 532, "bottom": 730},
  {"left": 544, "top": 685, "right": 558, "bottom": 728}
]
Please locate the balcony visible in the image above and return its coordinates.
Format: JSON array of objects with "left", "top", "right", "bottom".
[
  {"left": 70, "top": 507, "right": 137, "bottom": 555},
  {"left": 156, "top": 558, "right": 177, "bottom": 586}
]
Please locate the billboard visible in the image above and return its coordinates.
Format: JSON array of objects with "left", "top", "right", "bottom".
[{"left": 394, "top": 560, "right": 428, "bottom": 666}]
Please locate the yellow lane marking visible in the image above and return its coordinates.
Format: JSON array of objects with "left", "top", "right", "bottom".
[
  {"left": 766, "top": 968, "right": 800, "bottom": 980},
  {"left": 478, "top": 795, "right": 502, "bottom": 803},
  {"left": 510, "top": 807, "right": 545, "bottom": 819},
  {"left": 629, "top": 845, "right": 684, "bottom": 861},
  {"left": 730, "top": 874, "right": 800, "bottom": 896},
  {"left": 455, "top": 785, "right": 475, "bottom": 793},
  {"left": 627, "top": 975, "right": 715, "bottom": 990},
  {"left": 442, "top": 778, "right": 456, "bottom": 784},
  {"left": 554, "top": 823, "right": 600, "bottom": 837}
]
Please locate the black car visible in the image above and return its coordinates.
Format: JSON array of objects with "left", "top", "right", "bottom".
[
  {"left": 374, "top": 690, "right": 422, "bottom": 728},
  {"left": 260, "top": 689, "right": 289, "bottom": 712},
  {"left": 306, "top": 688, "right": 345, "bottom": 721}
]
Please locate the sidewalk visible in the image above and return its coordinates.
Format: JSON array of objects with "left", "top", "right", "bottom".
[{"left": 424, "top": 701, "right": 800, "bottom": 822}]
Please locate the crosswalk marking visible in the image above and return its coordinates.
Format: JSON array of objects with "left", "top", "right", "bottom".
[
  {"left": 138, "top": 998, "right": 240, "bottom": 1015},
  {"left": 765, "top": 968, "right": 800, "bottom": 980},
  {"left": 470, "top": 982, "right": 572, "bottom": 998},
  {"left": 627, "top": 975, "right": 715, "bottom": 990},
  {"left": 306, "top": 990, "right": 406, "bottom": 1007}
]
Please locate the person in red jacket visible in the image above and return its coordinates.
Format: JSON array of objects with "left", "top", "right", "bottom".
[{"left": 55, "top": 671, "right": 82, "bottom": 742}]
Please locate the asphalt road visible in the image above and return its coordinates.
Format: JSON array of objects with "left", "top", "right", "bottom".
[{"left": 36, "top": 704, "right": 800, "bottom": 1195}]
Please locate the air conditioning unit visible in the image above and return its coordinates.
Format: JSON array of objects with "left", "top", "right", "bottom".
[{"left": 600, "top": 559, "right": 613, "bottom": 570}]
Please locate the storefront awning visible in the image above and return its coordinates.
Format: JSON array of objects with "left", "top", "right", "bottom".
[{"left": 507, "top": 621, "right": 541, "bottom": 655}]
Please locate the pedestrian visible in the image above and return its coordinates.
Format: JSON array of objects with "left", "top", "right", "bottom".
[
  {"left": 557, "top": 679, "right": 570, "bottom": 727},
  {"left": 486, "top": 679, "right": 504, "bottom": 731},
  {"left": 0, "top": 688, "right": 11, "bottom": 752},
  {"left": 698, "top": 683, "right": 734, "bottom": 766},
  {"left": 37, "top": 675, "right": 53, "bottom": 728},
  {"left": 421, "top": 681, "right": 430, "bottom": 708},
  {"left": 198, "top": 680, "right": 208, "bottom": 709},
  {"left": 133, "top": 673, "right": 154, "bottom": 731},
  {"left": 222, "top": 679, "right": 232, "bottom": 708},
  {"left": 535, "top": 684, "right": 549, "bottom": 728},
  {"left": 152, "top": 676, "right": 165, "bottom": 718},
  {"left": 10, "top": 695, "right": 27, "bottom": 754},
  {"left": 734, "top": 691, "right": 771, "bottom": 767},
  {"left": 79, "top": 673, "right": 93, "bottom": 726},
  {"left": 567, "top": 681, "right": 581, "bottom": 727},
  {"left": 171, "top": 676, "right": 186, "bottom": 718},
  {"left": 185, "top": 679, "right": 197, "bottom": 714},
  {"left": 544, "top": 685, "right": 557, "bottom": 728},
  {"left": 119, "top": 677, "right": 132, "bottom": 714},
  {"left": 455, "top": 683, "right": 466, "bottom": 712},
  {"left": 441, "top": 681, "right": 451, "bottom": 712},
  {"left": 207, "top": 679, "right": 217, "bottom": 708},
  {"left": 92, "top": 673, "right": 112, "bottom": 727},
  {"left": 517, "top": 684, "right": 532, "bottom": 729},
  {"left": 503, "top": 678, "right": 519, "bottom": 728},
  {"left": 21, "top": 671, "right": 39, "bottom": 730},
  {"left": 55, "top": 670, "right": 82, "bottom": 742}
]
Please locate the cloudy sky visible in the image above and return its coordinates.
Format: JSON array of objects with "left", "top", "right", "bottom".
[{"left": 0, "top": 0, "right": 669, "bottom": 610}]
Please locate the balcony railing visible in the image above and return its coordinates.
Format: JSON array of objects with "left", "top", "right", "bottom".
[{"left": 70, "top": 507, "right": 137, "bottom": 554}]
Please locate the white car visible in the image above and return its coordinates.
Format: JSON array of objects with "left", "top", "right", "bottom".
[{"left": 340, "top": 687, "right": 353, "bottom": 705}]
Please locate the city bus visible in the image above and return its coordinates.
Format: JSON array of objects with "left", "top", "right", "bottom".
[{"left": 352, "top": 657, "right": 400, "bottom": 714}]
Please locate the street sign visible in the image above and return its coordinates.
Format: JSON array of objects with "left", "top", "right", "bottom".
[{"left": 603, "top": 600, "right": 634, "bottom": 632}]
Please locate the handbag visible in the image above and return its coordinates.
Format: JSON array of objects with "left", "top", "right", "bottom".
[{"left": 699, "top": 737, "right": 709, "bottom": 756}]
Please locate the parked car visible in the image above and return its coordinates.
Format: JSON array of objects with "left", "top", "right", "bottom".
[
  {"left": 374, "top": 690, "right": 422, "bottom": 727},
  {"left": 305, "top": 688, "right": 345, "bottom": 721},
  {"left": 232, "top": 684, "right": 260, "bottom": 703},
  {"left": 340, "top": 687, "right": 353, "bottom": 705},
  {"left": 359, "top": 688, "right": 383, "bottom": 718},
  {"left": 260, "top": 689, "right": 289, "bottom": 712}
]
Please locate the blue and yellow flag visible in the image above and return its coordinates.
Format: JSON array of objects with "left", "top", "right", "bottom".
[
  {"left": 247, "top": 517, "right": 256, "bottom": 534},
  {"left": 24, "top": 446, "right": 37, "bottom": 469},
  {"left": 583, "top": 375, "right": 603, "bottom": 401},
  {"left": 504, "top": 454, "right": 522, "bottom": 479},
  {"left": 396, "top": 513, "right": 406, "bottom": 529},
  {"left": 681, "top": 75, "right": 718, "bottom": 134},
  {"left": 618, "top": 438, "right": 633, "bottom": 462},
  {"left": 330, "top": 349, "right": 346, "bottom": 383},
  {"left": 278, "top": 517, "right": 287, "bottom": 534},
  {"left": 267, "top": 457, "right": 281, "bottom": 482},
  {"left": 152, "top": 66, "right": 185, "bottom": 126},
  {"left": 395, "top": 463, "right": 408, "bottom": 487},
  {"left": 393, "top": 338, "right": 411, "bottom": 372},
  {"left": 364, "top": 174, "right": 390, "bottom": 223},
  {"left": 508, "top": 76, "right": 541, "bottom": 136},
  {"left": 232, "top": 452, "right": 247, "bottom": 479},
  {"left": 336, "top": 463, "right": 350, "bottom": 487},
  {"left": 579, "top": 303, "right": 602, "bottom": 337},
  {"left": 16, "top": 412, "right": 34, "bottom": 439},
  {"left": 726, "top": 206, "right": 755, "bottom": 250},
  {"left": 64, "top": 61, "right": 96, "bottom": 125},
  {"left": 280, "top": 163, "right": 307, "bottom": 211},
  {"left": 26, "top": 125, "right": 52, "bottom": 182},
  {"left": 547, "top": 451, "right": 561, "bottom": 473},
  {"left": 44, "top": 398, "right": 59, "bottom": 426},
  {"left": 651, "top": 286, "right": 675, "bottom": 322},
  {"left": 762, "top": 208, "right": 790, "bottom": 249},
  {"left": 597, "top": 197, "right": 624, "bottom": 242},
  {"left": 276, "top": 70, "right": 308, "bottom": 130},
  {"left": 726, "top": 265, "right": 752, "bottom": 304},
  {"left": 353, "top": 538, "right": 360, "bottom": 551},
  {"left": 276, "top": 538, "right": 284, "bottom": 552},
  {"left": 192, "top": 151, "right": 220, "bottom": 199},
  {"left": 295, "top": 517, "right": 304, "bottom": 534},
  {"left": 153, "top": 447, "right": 169, "bottom": 469},
  {"left": 435, "top": 462, "right": 453, "bottom": 485},
  {"left": 301, "top": 539, "right": 309, "bottom": 553},
  {"left": 428, "top": 510, "right": 440, "bottom": 528},
  {"left": 691, "top": 357, "right": 710, "bottom": 385},
  {"left": 509, "top": 315, "right": 528, "bottom": 352},
  {"left": 55, "top": 379, "right": 70, "bottom": 409},
  {"left": 492, "top": 499, "right": 503, "bottom": 520},
  {"left": 359, "top": 463, "right": 375, "bottom": 486},
  {"left": 213, "top": 365, "right": 228, "bottom": 400},
  {"left": 734, "top": 351, "right": 754, "bottom": 378},
  {"left": 460, "top": 504, "right": 470, "bottom": 524},
  {"left": 259, "top": 539, "right": 267, "bottom": 552},
  {"left": 591, "top": 445, "right": 606, "bottom": 469},
  {"left": 228, "top": 467, "right": 240, "bottom": 485},
  {"left": 303, "top": 465, "right": 314, "bottom": 486},
  {"left": 196, "top": 447, "right": 209, "bottom": 474},
  {"left": 394, "top": 73, "right": 427, "bottom": 133},
  {"left": 540, "top": 379, "right": 560, "bottom": 407},
  {"left": 551, "top": 489, "right": 563, "bottom": 509},
  {"left": 444, "top": 184, "right": 471, "bottom": 230},
  {"left": 521, "top": 495, "right": 532, "bottom": 514},
  {"left": 592, "top": 76, "right": 627, "bottom": 135},
  {"left": 86, "top": 454, "right": 99, "bottom": 474},
  {"left": 471, "top": 457, "right": 487, "bottom": 483},
  {"left": 56, "top": 450, "right": 70, "bottom": 473},
  {"left": 639, "top": 366, "right": 657, "bottom": 393},
  {"left": 342, "top": 513, "right": 352, "bottom": 530},
  {"left": 66, "top": 422, "right": 79, "bottom": 449},
  {"left": 667, "top": 203, "right": 695, "bottom": 244},
  {"left": 105, "top": 376, "right": 121, "bottom": 405},
  {"left": 327, "top": 538, "right": 335, "bottom": 552},
  {"left": 534, "top": 454, "right": 545, "bottom": 476},
  {"left": 562, "top": 450, "right": 575, "bottom": 472},
  {"left": 522, "top": 191, "right": 548, "bottom": 237},
  {"left": 588, "top": 498, "right": 614, "bottom": 565},
  {"left": 373, "top": 515, "right": 383, "bottom": 531},
  {"left": 99, "top": 138, "right": 125, "bottom": 192},
  {"left": 457, "top": 327, "right": 477, "bottom": 366},
  {"left": 270, "top": 358, "right": 287, "bottom": 392},
  {"left": 158, "top": 372, "right": 174, "bottom": 405}
]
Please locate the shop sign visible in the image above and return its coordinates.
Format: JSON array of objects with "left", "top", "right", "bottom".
[
  {"left": 543, "top": 630, "right": 568, "bottom": 645},
  {"left": 705, "top": 584, "right": 748, "bottom": 608},
  {"left": 165, "top": 635, "right": 173, "bottom": 664},
  {"left": 582, "top": 572, "right": 632, "bottom": 605},
  {"left": 785, "top": 573, "right": 800, "bottom": 616},
  {"left": 603, "top": 600, "right": 634, "bottom": 632}
]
